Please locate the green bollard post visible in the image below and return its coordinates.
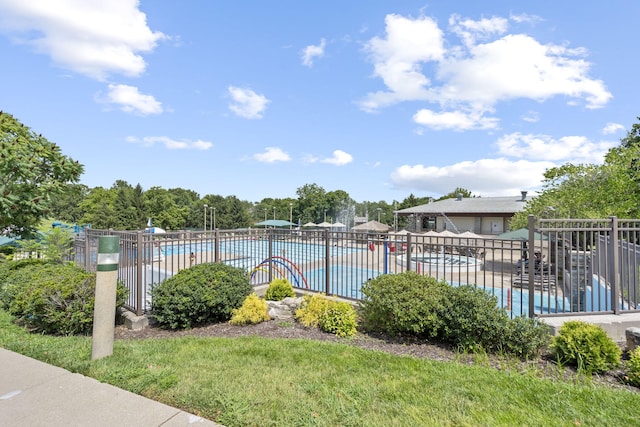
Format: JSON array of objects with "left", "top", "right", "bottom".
[{"left": 91, "top": 235, "right": 120, "bottom": 360}]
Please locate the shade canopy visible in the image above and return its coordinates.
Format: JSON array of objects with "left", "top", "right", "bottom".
[
  {"left": 331, "top": 222, "right": 346, "bottom": 228},
  {"left": 254, "top": 219, "right": 296, "bottom": 227},
  {"left": 351, "top": 220, "right": 391, "bottom": 232},
  {"left": 302, "top": 222, "right": 318, "bottom": 228},
  {"left": 497, "top": 228, "right": 547, "bottom": 241}
]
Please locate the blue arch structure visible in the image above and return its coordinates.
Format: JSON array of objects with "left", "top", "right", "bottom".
[{"left": 250, "top": 256, "right": 309, "bottom": 288}]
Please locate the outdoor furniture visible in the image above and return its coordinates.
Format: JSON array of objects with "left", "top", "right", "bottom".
[{"left": 512, "top": 273, "right": 556, "bottom": 292}]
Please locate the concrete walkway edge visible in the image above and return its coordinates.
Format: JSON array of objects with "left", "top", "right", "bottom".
[{"left": 0, "top": 348, "right": 223, "bottom": 427}]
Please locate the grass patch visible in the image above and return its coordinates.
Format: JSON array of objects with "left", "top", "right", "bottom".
[{"left": 1, "top": 310, "right": 638, "bottom": 426}]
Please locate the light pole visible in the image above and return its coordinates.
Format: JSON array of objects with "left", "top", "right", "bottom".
[
  {"left": 289, "top": 203, "right": 293, "bottom": 230},
  {"left": 209, "top": 207, "right": 212, "bottom": 231},
  {"left": 213, "top": 207, "right": 216, "bottom": 230},
  {"left": 203, "top": 204, "right": 208, "bottom": 231},
  {"left": 273, "top": 207, "right": 276, "bottom": 220},
  {"left": 394, "top": 202, "right": 397, "bottom": 232},
  {"left": 377, "top": 207, "right": 382, "bottom": 222},
  {"left": 263, "top": 208, "right": 267, "bottom": 221}
]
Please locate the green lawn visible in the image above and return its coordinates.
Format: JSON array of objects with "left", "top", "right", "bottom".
[{"left": 1, "top": 310, "right": 638, "bottom": 427}]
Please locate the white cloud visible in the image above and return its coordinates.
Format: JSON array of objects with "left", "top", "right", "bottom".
[
  {"left": 126, "top": 136, "right": 213, "bottom": 150},
  {"left": 495, "top": 132, "right": 615, "bottom": 163},
  {"left": 448, "top": 14, "right": 508, "bottom": 47},
  {"left": 102, "top": 84, "right": 163, "bottom": 115},
  {"left": 521, "top": 111, "right": 540, "bottom": 123},
  {"left": 253, "top": 147, "right": 290, "bottom": 163},
  {"left": 413, "top": 109, "right": 499, "bottom": 130},
  {"left": 0, "top": 0, "right": 166, "bottom": 80},
  {"left": 359, "top": 14, "right": 444, "bottom": 112},
  {"left": 602, "top": 122, "right": 625, "bottom": 135},
  {"left": 301, "top": 38, "right": 326, "bottom": 67},
  {"left": 437, "top": 34, "right": 611, "bottom": 109},
  {"left": 360, "top": 13, "right": 612, "bottom": 130},
  {"left": 321, "top": 150, "right": 353, "bottom": 166},
  {"left": 390, "top": 158, "right": 555, "bottom": 196},
  {"left": 228, "top": 86, "right": 270, "bottom": 119}
]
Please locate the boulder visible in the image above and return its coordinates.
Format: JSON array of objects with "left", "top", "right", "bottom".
[
  {"left": 627, "top": 327, "right": 640, "bottom": 351},
  {"left": 267, "top": 296, "right": 304, "bottom": 320}
]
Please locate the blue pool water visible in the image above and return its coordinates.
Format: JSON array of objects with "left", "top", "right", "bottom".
[
  {"left": 305, "top": 266, "right": 383, "bottom": 299},
  {"left": 160, "top": 239, "right": 363, "bottom": 264}
]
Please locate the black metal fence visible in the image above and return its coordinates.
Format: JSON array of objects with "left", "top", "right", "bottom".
[{"left": 72, "top": 216, "right": 640, "bottom": 318}]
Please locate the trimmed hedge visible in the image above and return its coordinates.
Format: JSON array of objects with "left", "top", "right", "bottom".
[
  {"left": 359, "top": 272, "right": 551, "bottom": 359},
  {"left": 151, "top": 262, "right": 252, "bottom": 329}
]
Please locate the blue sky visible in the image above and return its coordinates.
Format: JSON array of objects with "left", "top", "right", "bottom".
[{"left": 0, "top": 1, "right": 637, "bottom": 203}]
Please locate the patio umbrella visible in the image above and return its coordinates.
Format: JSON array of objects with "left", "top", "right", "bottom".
[
  {"left": 351, "top": 220, "right": 390, "bottom": 232},
  {"left": 389, "top": 229, "right": 412, "bottom": 235},
  {"left": 302, "top": 222, "right": 318, "bottom": 227},
  {"left": 316, "top": 221, "right": 333, "bottom": 228},
  {"left": 458, "top": 231, "right": 485, "bottom": 239},
  {"left": 331, "top": 222, "right": 346, "bottom": 228}
]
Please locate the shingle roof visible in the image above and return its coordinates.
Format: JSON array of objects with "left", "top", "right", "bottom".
[{"left": 396, "top": 195, "right": 531, "bottom": 215}]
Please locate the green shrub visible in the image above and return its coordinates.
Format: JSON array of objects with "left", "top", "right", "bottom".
[
  {"left": 0, "top": 259, "right": 47, "bottom": 309},
  {"left": 498, "top": 316, "right": 552, "bottom": 360},
  {"left": 295, "top": 293, "right": 358, "bottom": 338},
  {"left": 439, "top": 285, "right": 510, "bottom": 352},
  {"left": 0, "top": 245, "right": 15, "bottom": 256},
  {"left": 551, "top": 320, "right": 621, "bottom": 374},
  {"left": 151, "top": 262, "right": 252, "bottom": 330},
  {"left": 230, "top": 293, "right": 270, "bottom": 325},
  {"left": 5, "top": 261, "right": 128, "bottom": 335},
  {"left": 359, "top": 272, "right": 450, "bottom": 338},
  {"left": 264, "top": 278, "right": 296, "bottom": 301},
  {"left": 627, "top": 347, "right": 640, "bottom": 387},
  {"left": 319, "top": 301, "right": 357, "bottom": 338},
  {"left": 295, "top": 293, "right": 331, "bottom": 328}
]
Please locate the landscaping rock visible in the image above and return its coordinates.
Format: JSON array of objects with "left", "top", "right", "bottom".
[
  {"left": 267, "top": 297, "right": 304, "bottom": 320},
  {"left": 626, "top": 327, "right": 640, "bottom": 351}
]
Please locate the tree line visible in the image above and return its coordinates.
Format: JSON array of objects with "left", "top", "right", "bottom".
[
  {"left": 4, "top": 110, "right": 640, "bottom": 236},
  {"left": 46, "top": 180, "right": 440, "bottom": 231}
]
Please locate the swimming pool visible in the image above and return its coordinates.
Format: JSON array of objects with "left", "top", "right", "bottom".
[
  {"left": 305, "top": 265, "right": 383, "bottom": 300},
  {"left": 160, "top": 239, "right": 364, "bottom": 265}
]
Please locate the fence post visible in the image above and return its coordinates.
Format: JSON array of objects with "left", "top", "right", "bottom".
[
  {"left": 610, "top": 216, "right": 620, "bottom": 314},
  {"left": 84, "top": 231, "right": 91, "bottom": 270},
  {"left": 406, "top": 233, "right": 413, "bottom": 272},
  {"left": 528, "top": 215, "right": 536, "bottom": 318},
  {"left": 325, "top": 229, "right": 331, "bottom": 295},
  {"left": 214, "top": 228, "right": 220, "bottom": 263},
  {"left": 136, "top": 231, "right": 144, "bottom": 316},
  {"left": 268, "top": 230, "right": 273, "bottom": 283}
]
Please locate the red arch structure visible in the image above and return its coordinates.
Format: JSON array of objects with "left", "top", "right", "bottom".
[{"left": 250, "top": 256, "right": 309, "bottom": 289}]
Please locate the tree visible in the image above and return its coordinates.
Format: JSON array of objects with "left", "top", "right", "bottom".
[
  {"left": 113, "top": 180, "right": 140, "bottom": 230},
  {"left": 511, "top": 117, "right": 640, "bottom": 228},
  {"left": 79, "top": 187, "right": 118, "bottom": 229},
  {"left": 438, "top": 187, "right": 473, "bottom": 201},
  {"left": 144, "top": 187, "right": 189, "bottom": 230},
  {"left": 0, "top": 112, "right": 84, "bottom": 236},
  {"left": 296, "top": 183, "right": 329, "bottom": 223},
  {"left": 48, "top": 183, "right": 89, "bottom": 224}
]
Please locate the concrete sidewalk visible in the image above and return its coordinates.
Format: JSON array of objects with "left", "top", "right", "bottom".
[{"left": 0, "top": 348, "right": 224, "bottom": 426}]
